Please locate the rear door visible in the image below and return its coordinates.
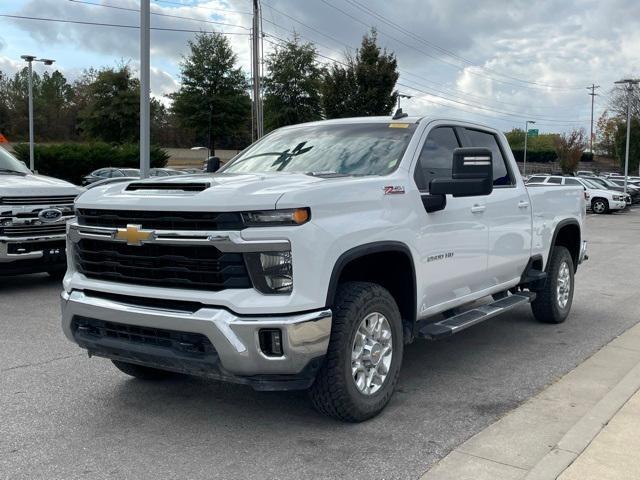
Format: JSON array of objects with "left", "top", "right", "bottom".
[
  {"left": 413, "top": 125, "right": 490, "bottom": 310},
  {"left": 460, "top": 128, "right": 532, "bottom": 286}
]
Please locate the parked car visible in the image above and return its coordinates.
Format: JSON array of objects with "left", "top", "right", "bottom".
[
  {"left": 576, "top": 170, "right": 595, "bottom": 177},
  {"left": 0, "top": 146, "right": 84, "bottom": 276},
  {"left": 149, "top": 168, "right": 183, "bottom": 177},
  {"left": 526, "top": 175, "right": 627, "bottom": 213},
  {"left": 179, "top": 168, "right": 204, "bottom": 175},
  {"left": 83, "top": 168, "right": 140, "bottom": 186},
  {"left": 61, "top": 115, "right": 587, "bottom": 422},
  {"left": 586, "top": 176, "right": 640, "bottom": 203}
]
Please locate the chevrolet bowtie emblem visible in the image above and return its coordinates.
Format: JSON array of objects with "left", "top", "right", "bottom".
[{"left": 115, "top": 224, "right": 155, "bottom": 246}]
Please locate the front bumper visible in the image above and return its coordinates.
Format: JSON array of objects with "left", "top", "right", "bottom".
[
  {"left": 0, "top": 234, "right": 66, "bottom": 262},
  {"left": 61, "top": 289, "right": 332, "bottom": 390},
  {"left": 610, "top": 200, "right": 627, "bottom": 210}
]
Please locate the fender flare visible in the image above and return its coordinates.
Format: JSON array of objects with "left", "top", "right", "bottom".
[
  {"left": 549, "top": 218, "right": 581, "bottom": 270},
  {"left": 324, "top": 241, "right": 417, "bottom": 319}
]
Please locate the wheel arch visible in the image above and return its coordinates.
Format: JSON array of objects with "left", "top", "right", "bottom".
[
  {"left": 550, "top": 219, "right": 581, "bottom": 272},
  {"left": 325, "top": 241, "right": 418, "bottom": 330}
]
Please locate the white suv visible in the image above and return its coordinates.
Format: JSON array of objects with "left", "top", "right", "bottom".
[{"left": 526, "top": 175, "right": 627, "bottom": 214}]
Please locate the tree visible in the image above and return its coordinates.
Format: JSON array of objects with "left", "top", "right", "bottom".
[
  {"left": 609, "top": 83, "right": 640, "bottom": 120},
  {"left": 37, "top": 70, "right": 74, "bottom": 140},
  {"left": 555, "top": 129, "right": 586, "bottom": 174},
  {"left": 614, "top": 118, "right": 640, "bottom": 174},
  {"left": 0, "top": 71, "right": 10, "bottom": 137},
  {"left": 263, "top": 36, "right": 324, "bottom": 131},
  {"left": 322, "top": 29, "right": 399, "bottom": 118},
  {"left": 596, "top": 110, "right": 621, "bottom": 158},
  {"left": 171, "top": 33, "right": 250, "bottom": 153},
  {"left": 78, "top": 65, "right": 140, "bottom": 143}
]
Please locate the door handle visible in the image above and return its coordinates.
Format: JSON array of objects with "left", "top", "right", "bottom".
[
  {"left": 471, "top": 204, "right": 486, "bottom": 213},
  {"left": 518, "top": 201, "right": 530, "bottom": 209}
]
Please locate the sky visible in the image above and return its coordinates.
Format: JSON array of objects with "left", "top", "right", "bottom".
[{"left": 1, "top": 0, "right": 639, "bottom": 134}]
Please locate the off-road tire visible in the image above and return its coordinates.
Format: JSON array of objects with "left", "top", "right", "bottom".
[
  {"left": 531, "top": 246, "right": 574, "bottom": 324},
  {"left": 309, "top": 281, "right": 403, "bottom": 422},
  {"left": 591, "top": 198, "right": 609, "bottom": 214},
  {"left": 112, "top": 360, "right": 180, "bottom": 380}
]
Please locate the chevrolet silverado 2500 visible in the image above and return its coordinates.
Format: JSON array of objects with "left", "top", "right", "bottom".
[
  {"left": 61, "top": 116, "right": 587, "bottom": 422},
  {"left": 1, "top": 147, "right": 83, "bottom": 276}
]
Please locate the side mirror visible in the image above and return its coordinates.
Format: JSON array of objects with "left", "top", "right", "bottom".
[
  {"left": 430, "top": 148, "right": 494, "bottom": 197},
  {"left": 205, "top": 156, "right": 221, "bottom": 173}
]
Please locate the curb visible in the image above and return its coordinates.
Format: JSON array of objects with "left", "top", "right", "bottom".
[
  {"left": 421, "top": 323, "right": 640, "bottom": 480},
  {"left": 525, "top": 361, "right": 640, "bottom": 479}
]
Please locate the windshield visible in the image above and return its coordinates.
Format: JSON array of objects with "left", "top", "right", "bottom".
[
  {"left": 582, "top": 178, "right": 602, "bottom": 189},
  {"left": 0, "top": 147, "right": 31, "bottom": 174},
  {"left": 222, "top": 123, "right": 417, "bottom": 176}
]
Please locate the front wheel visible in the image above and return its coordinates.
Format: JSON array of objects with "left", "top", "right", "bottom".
[
  {"left": 531, "top": 246, "right": 574, "bottom": 324},
  {"left": 309, "top": 282, "right": 404, "bottom": 422},
  {"left": 591, "top": 198, "right": 609, "bottom": 214}
]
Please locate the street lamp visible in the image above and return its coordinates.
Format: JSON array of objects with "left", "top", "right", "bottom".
[
  {"left": 614, "top": 79, "right": 640, "bottom": 194},
  {"left": 398, "top": 93, "right": 412, "bottom": 110},
  {"left": 523, "top": 120, "right": 536, "bottom": 176},
  {"left": 20, "top": 55, "right": 55, "bottom": 172}
]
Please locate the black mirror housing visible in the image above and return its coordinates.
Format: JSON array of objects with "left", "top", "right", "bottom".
[
  {"left": 429, "top": 148, "right": 493, "bottom": 197},
  {"left": 205, "top": 156, "right": 221, "bottom": 173}
]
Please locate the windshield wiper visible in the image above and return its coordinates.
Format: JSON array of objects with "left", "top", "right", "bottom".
[
  {"left": 306, "top": 171, "right": 351, "bottom": 178},
  {"left": 0, "top": 168, "right": 27, "bottom": 175}
]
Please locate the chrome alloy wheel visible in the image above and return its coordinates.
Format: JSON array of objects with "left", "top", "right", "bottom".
[
  {"left": 556, "top": 261, "right": 571, "bottom": 309},
  {"left": 351, "top": 312, "right": 393, "bottom": 396},
  {"left": 592, "top": 200, "right": 606, "bottom": 214}
]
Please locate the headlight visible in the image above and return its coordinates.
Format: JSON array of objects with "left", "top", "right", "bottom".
[
  {"left": 242, "top": 208, "right": 310, "bottom": 227},
  {"left": 245, "top": 251, "right": 293, "bottom": 294},
  {"left": 613, "top": 195, "right": 624, "bottom": 201}
]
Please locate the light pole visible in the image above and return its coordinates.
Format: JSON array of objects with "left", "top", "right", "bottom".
[
  {"left": 614, "top": 79, "right": 639, "bottom": 194},
  {"left": 139, "top": 0, "right": 150, "bottom": 178},
  {"left": 523, "top": 120, "right": 535, "bottom": 176},
  {"left": 20, "top": 55, "right": 55, "bottom": 172},
  {"left": 398, "top": 93, "right": 412, "bottom": 110}
]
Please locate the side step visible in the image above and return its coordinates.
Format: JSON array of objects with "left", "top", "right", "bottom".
[{"left": 418, "top": 292, "right": 536, "bottom": 340}]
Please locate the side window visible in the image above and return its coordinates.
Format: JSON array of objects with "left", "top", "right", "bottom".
[
  {"left": 464, "top": 128, "right": 512, "bottom": 186},
  {"left": 111, "top": 170, "right": 124, "bottom": 178},
  {"left": 528, "top": 176, "right": 546, "bottom": 183},
  {"left": 564, "top": 178, "right": 581, "bottom": 186},
  {"left": 547, "top": 177, "right": 562, "bottom": 184},
  {"left": 414, "top": 127, "right": 460, "bottom": 191}
]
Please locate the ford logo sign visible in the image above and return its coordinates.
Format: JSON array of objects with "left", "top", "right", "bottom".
[{"left": 38, "top": 208, "right": 63, "bottom": 223}]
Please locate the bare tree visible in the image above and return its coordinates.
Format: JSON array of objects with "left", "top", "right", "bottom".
[
  {"left": 555, "top": 129, "right": 586, "bottom": 174},
  {"left": 608, "top": 84, "right": 640, "bottom": 120}
]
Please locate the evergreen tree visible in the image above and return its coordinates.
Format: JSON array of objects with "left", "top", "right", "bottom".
[
  {"left": 263, "top": 37, "right": 324, "bottom": 131},
  {"left": 322, "top": 29, "right": 399, "bottom": 118},
  {"left": 171, "top": 33, "right": 251, "bottom": 153}
]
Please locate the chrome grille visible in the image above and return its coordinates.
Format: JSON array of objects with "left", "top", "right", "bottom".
[
  {"left": 0, "top": 195, "right": 76, "bottom": 205},
  {"left": 1, "top": 223, "right": 67, "bottom": 237}
]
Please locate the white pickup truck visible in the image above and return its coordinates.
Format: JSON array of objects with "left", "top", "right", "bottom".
[
  {"left": 61, "top": 116, "right": 587, "bottom": 422},
  {"left": 1, "top": 147, "right": 82, "bottom": 276}
]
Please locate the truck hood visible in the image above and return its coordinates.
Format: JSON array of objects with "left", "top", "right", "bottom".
[
  {"left": 0, "top": 173, "right": 84, "bottom": 197},
  {"left": 75, "top": 172, "right": 330, "bottom": 211}
]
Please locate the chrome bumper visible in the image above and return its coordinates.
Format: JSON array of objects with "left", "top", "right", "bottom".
[
  {"left": 61, "top": 289, "right": 331, "bottom": 376},
  {"left": 0, "top": 234, "right": 66, "bottom": 263}
]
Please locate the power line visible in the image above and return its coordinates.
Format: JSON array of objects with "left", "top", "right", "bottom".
[
  {"left": 153, "top": 0, "right": 252, "bottom": 16},
  {"left": 0, "top": 14, "right": 251, "bottom": 34},
  {"left": 68, "top": 0, "right": 250, "bottom": 30},
  {"left": 319, "top": 0, "right": 583, "bottom": 92},
  {"left": 341, "top": 0, "right": 583, "bottom": 90}
]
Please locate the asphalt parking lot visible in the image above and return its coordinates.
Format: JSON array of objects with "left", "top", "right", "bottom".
[{"left": 2, "top": 208, "right": 640, "bottom": 480}]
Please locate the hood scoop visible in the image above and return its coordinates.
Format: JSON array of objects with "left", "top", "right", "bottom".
[{"left": 125, "top": 182, "right": 211, "bottom": 192}]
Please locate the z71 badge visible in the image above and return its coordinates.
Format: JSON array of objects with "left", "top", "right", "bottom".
[{"left": 383, "top": 185, "right": 405, "bottom": 195}]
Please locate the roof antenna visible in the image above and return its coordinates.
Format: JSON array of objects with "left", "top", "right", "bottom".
[{"left": 392, "top": 108, "right": 408, "bottom": 120}]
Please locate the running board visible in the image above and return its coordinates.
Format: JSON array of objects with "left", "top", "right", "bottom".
[{"left": 418, "top": 292, "right": 536, "bottom": 340}]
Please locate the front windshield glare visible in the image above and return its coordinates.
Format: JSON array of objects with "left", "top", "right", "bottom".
[
  {"left": 0, "top": 147, "right": 31, "bottom": 174},
  {"left": 222, "top": 123, "right": 417, "bottom": 176}
]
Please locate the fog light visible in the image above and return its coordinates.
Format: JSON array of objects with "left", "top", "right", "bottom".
[
  {"left": 259, "top": 329, "right": 283, "bottom": 357},
  {"left": 245, "top": 251, "right": 293, "bottom": 294}
]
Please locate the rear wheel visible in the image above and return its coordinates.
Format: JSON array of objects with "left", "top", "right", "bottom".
[
  {"left": 309, "top": 281, "right": 403, "bottom": 422},
  {"left": 112, "top": 360, "right": 180, "bottom": 380},
  {"left": 591, "top": 198, "right": 609, "bottom": 214},
  {"left": 531, "top": 246, "right": 574, "bottom": 324}
]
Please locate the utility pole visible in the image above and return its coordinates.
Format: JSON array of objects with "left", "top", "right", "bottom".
[
  {"left": 251, "top": 0, "right": 263, "bottom": 140},
  {"left": 523, "top": 120, "right": 535, "bottom": 176},
  {"left": 614, "top": 79, "right": 639, "bottom": 194},
  {"left": 587, "top": 84, "right": 600, "bottom": 153},
  {"left": 20, "top": 55, "right": 55, "bottom": 172},
  {"left": 139, "top": 0, "right": 151, "bottom": 178}
]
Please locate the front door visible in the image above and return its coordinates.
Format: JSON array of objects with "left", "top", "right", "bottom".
[{"left": 413, "top": 125, "right": 490, "bottom": 315}]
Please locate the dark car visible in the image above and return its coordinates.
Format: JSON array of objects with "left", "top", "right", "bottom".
[
  {"left": 149, "top": 168, "right": 184, "bottom": 177},
  {"left": 82, "top": 167, "right": 140, "bottom": 186}
]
